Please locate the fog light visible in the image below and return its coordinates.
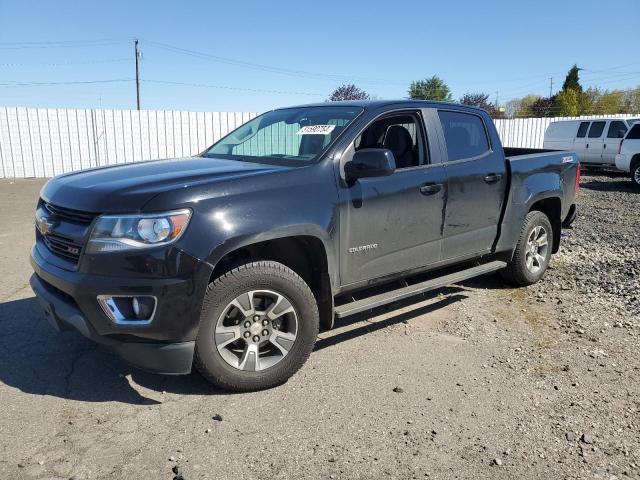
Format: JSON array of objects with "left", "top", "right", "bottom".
[{"left": 97, "top": 295, "right": 157, "bottom": 325}]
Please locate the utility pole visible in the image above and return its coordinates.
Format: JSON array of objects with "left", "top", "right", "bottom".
[
  {"left": 134, "top": 39, "right": 141, "bottom": 110},
  {"left": 549, "top": 77, "right": 553, "bottom": 98},
  {"left": 495, "top": 91, "right": 499, "bottom": 109}
]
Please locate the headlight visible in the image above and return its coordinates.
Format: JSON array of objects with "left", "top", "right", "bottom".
[{"left": 87, "top": 209, "right": 192, "bottom": 253}]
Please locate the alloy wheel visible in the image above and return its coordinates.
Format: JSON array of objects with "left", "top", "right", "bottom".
[{"left": 214, "top": 290, "right": 298, "bottom": 371}]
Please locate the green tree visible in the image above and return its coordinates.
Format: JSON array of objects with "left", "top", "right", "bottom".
[
  {"left": 408, "top": 76, "right": 452, "bottom": 101},
  {"left": 562, "top": 64, "right": 583, "bottom": 93},
  {"left": 554, "top": 88, "right": 579, "bottom": 116},
  {"left": 514, "top": 95, "right": 542, "bottom": 117},
  {"left": 593, "top": 90, "right": 626, "bottom": 114}
]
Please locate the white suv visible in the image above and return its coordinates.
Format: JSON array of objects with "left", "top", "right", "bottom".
[{"left": 615, "top": 123, "right": 640, "bottom": 188}]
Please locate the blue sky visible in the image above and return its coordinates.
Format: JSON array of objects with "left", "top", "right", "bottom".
[{"left": 1, "top": 0, "right": 639, "bottom": 112}]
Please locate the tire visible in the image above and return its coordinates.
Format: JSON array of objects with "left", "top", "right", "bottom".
[
  {"left": 631, "top": 162, "right": 640, "bottom": 188},
  {"left": 194, "top": 261, "right": 319, "bottom": 392},
  {"left": 500, "top": 211, "right": 553, "bottom": 287}
]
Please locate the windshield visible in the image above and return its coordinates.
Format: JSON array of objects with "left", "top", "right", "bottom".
[{"left": 202, "top": 106, "right": 363, "bottom": 165}]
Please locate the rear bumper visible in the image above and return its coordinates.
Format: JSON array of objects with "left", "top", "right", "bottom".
[{"left": 30, "top": 273, "right": 194, "bottom": 374}]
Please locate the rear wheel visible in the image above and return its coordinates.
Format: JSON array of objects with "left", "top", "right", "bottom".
[
  {"left": 500, "top": 211, "right": 553, "bottom": 287},
  {"left": 194, "top": 261, "right": 319, "bottom": 392}
]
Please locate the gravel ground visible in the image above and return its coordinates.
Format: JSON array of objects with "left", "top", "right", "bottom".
[{"left": 0, "top": 172, "right": 638, "bottom": 480}]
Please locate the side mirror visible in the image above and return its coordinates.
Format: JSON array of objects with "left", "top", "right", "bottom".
[{"left": 345, "top": 148, "right": 396, "bottom": 181}]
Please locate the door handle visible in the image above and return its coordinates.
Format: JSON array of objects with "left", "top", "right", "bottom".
[
  {"left": 419, "top": 183, "right": 442, "bottom": 195},
  {"left": 483, "top": 173, "right": 503, "bottom": 184},
  {"left": 603, "top": 144, "right": 606, "bottom": 149},
  {"left": 586, "top": 144, "right": 589, "bottom": 149}
]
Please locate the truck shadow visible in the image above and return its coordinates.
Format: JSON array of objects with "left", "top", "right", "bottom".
[
  {"left": 0, "top": 291, "right": 468, "bottom": 404},
  {"left": 580, "top": 179, "right": 638, "bottom": 193}
]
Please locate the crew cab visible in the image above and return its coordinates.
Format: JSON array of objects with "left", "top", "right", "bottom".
[
  {"left": 30, "top": 101, "right": 579, "bottom": 392},
  {"left": 615, "top": 122, "right": 640, "bottom": 187}
]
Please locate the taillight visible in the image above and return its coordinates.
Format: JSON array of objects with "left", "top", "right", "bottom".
[
  {"left": 618, "top": 139, "right": 624, "bottom": 154},
  {"left": 575, "top": 163, "right": 581, "bottom": 192}
]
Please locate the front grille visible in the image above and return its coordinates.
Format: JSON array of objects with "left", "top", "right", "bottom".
[
  {"left": 43, "top": 201, "right": 97, "bottom": 225},
  {"left": 42, "top": 233, "right": 83, "bottom": 263}
]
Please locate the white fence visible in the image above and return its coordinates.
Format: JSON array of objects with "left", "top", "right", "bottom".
[
  {"left": 0, "top": 107, "right": 259, "bottom": 178},
  {"left": 1, "top": 107, "right": 638, "bottom": 178}
]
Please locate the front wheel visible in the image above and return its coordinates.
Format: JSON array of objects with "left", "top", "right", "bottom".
[
  {"left": 194, "top": 261, "right": 319, "bottom": 392},
  {"left": 500, "top": 211, "right": 553, "bottom": 287}
]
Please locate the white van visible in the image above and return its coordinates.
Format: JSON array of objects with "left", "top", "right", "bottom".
[
  {"left": 543, "top": 118, "right": 638, "bottom": 167},
  {"left": 615, "top": 122, "right": 640, "bottom": 187}
]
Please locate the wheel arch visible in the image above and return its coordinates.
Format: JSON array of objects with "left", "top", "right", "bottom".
[
  {"left": 208, "top": 233, "right": 335, "bottom": 331},
  {"left": 528, "top": 196, "right": 562, "bottom": 253}
]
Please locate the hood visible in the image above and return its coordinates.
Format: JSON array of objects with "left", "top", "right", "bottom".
[{"left": 41, "top": 157, "right": 288, "bottom": 213}]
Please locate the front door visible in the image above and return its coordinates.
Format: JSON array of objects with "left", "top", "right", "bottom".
[
  {"left": 436, "top": 109, "right": 508, "bottom": 260},
  {"left": 603, "top": 120, "right": 628, "bottom": 164},
  {"left": 338, "top": 110, "right": 446, "bottom": 286},
  {"left": 573, "top": 121, "right": 591, "bottom": 163}
]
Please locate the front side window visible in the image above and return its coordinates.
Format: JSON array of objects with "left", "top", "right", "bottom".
[
  {"left": 438, "top": 111, "right": 490, "bottom": 161},
  {"left": 203, "top": 106, "right": 362, "bottom": 165},
  {"left": 607, "top": 121, "right": 627, "bottom": 138},
  {"left": 588, "top": 121, "right": 606, "bottom": 138},
  {"left": 354, "top": 113, "right": 425, "bottom": 169},
  {"left": 576, "top": 122, "right": 590, "bottom": 138}
]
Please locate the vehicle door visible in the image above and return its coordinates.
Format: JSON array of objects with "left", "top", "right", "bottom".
[
  {"left": 573, "top": 121, "right": 591, "bottom": 162},
  {"left": 338, "top": 109, "right": 447, "bottom": 286},
  {"left": 585, "top": 121, "right": 606, "bottom": 163},
  {"left": 603, "top": 120, "right": 628, "bottom": 164},
  {"left": 436, "top": 109, "right": 508, "bottom": 260}
]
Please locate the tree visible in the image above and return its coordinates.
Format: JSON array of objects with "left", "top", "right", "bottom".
[
  {"left": 554, "top": 88, "right": 579, "bottom": 116},
  {"left": 562, "top": 64, "right": 583, "bottom": 93},
  {"left": 328, "top": 84, "right": 370, "bottom": 101},
  {"left": 459, "top": 92, "right": 504, "bottom": 117},
  {"left": 530, "top": 97, "right": 555, "bottom": 117},
  {"left": 408, "top": 76, "right": 452, "bottom": 101}
]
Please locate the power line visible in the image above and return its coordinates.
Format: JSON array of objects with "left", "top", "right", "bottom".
[
  {"left": 0, "top": 79, "right": 134, "bottom": 87},
  {"left": 0, "top": 58, "right": 129, "bottom": 68},
  {"left": 140, "top": 39, "right": 408, "bottom": 86},
  {"left": 0, "top": 39, "right": 130, "bottom": 50},
  {"left": 143, "top": 79, "right": 324, "bottom": 97}
]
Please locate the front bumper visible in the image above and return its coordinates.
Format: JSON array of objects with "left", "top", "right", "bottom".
[{"left": 30, "top": 245, "right": 213, "bottom": 374}]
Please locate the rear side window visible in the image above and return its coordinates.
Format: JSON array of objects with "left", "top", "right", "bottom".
[
  {"left": 438, "top": 111, "right": 490, "bottom": 161},
  {"left": 627, "top": 124, "right": 640, "bottom": 140},
  {"left": 607, "top": 121, "right": 627, "bottom": 138},
  {"left": 576, "top": 122, "right": 590, "bottom": 138},
  {"left": 588, "top": 121, "right": 605, "bottom": 138}
]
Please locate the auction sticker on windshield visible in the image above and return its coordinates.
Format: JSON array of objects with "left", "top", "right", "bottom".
[{"left": 297, "top": 125, "right": 336, "bottom": 135}]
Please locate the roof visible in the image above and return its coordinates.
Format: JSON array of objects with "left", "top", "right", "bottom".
[{"left": 283, "top": 99, "right": 487, "bottom": 112}]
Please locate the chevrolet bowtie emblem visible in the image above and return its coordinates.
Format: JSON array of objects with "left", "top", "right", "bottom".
[{"left": 36, "top": 215, "right": 57, "bottom": 235}]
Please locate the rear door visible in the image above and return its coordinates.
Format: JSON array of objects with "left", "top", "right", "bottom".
[
  {"left": 573, "top": 121, "right": 590, "bottom": 162},
  {"left": 585, "top": 121, "right": 606, "bottom": 163},
  {"left": 436, "top": 109, "right": 508, "bottom": 260},
  {"left": 603, "top": 120, "right": 628, "bottom": 164}
]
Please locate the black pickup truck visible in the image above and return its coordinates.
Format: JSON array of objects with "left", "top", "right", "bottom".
[{"left": 30, "top": 101, "right": 579, "bottom": 391}]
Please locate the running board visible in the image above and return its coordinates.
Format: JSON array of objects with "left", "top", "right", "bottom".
[{"left": 334, "top": 261, "right": 507, "bottom": 318}]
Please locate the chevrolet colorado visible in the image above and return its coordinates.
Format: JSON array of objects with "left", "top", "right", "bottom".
[{"left": 30, "top": 101, "right": 579, "bottom": 392}]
